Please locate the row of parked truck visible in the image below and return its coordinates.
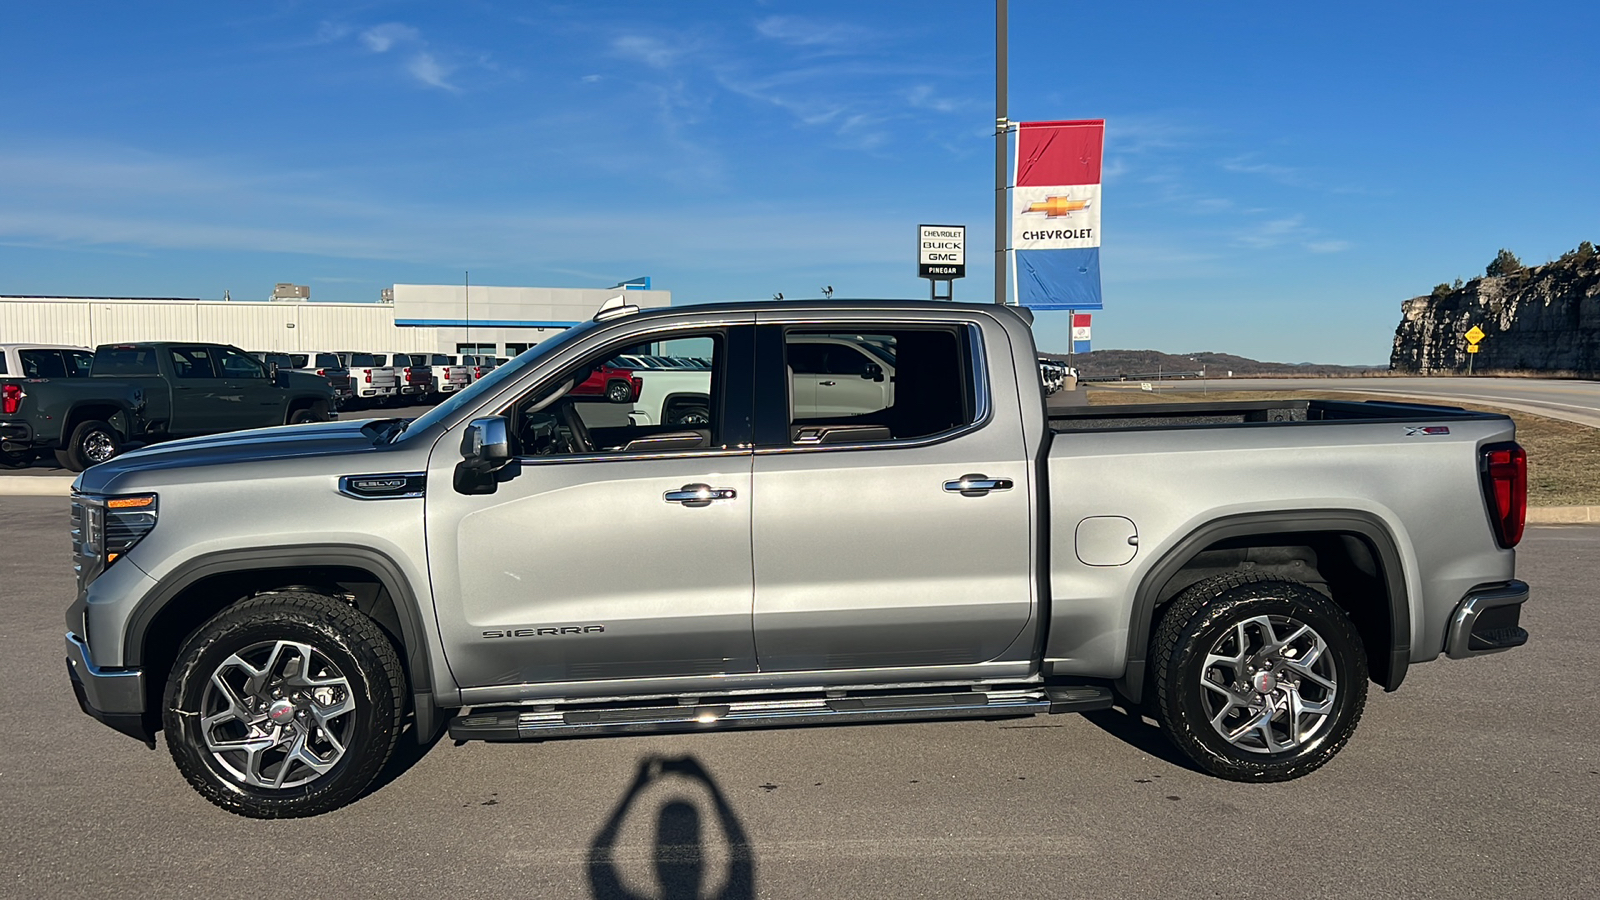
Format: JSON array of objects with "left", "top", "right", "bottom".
[
  {"left": 0, "top": 343, "right": 521, "bottom": 471},
  {"left": 0, "top": 341, "right": 715, "bottom": 471}
]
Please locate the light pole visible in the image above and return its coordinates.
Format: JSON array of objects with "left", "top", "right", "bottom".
[{"left": 994, "top": 0, "right": 1008, "bottom": 304}]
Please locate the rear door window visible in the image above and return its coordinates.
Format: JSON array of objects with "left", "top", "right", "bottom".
[
  {"left": 18, "top": 349, "right": 68, "bottom": 378},
  {"left": 169, "top": 347, "right": 219, "bottom": 379}
]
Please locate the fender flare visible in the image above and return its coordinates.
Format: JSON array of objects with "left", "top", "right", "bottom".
[
  {"left": 1118, "top": 510, "right": 1410, "bottom": 703},
  {"left": 122, "top": 544, "right": 439, "bottom": 710}
]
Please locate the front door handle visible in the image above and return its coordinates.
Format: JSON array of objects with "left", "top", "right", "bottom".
[
  {"left": 944, "top": 474, "right": 1014, "bottom": 497},
  {"left": 664, "top": 483, "right": 737, "bottom": 507},
  {"left": 818, "top": 380, "right": 837, "bottom": 386}
]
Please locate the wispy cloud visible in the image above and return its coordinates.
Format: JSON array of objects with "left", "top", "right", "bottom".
[
  {"left": 754, "top": 16, "right": 876, "bottom": 51},
  {"left": 1305, "top": 239, "right": 1353, "bottom": 253},
  {"left": 360, "top": 23, "right": 419, "bottom": 54},
  {"left": 0, "top": 146, "right": 898, "bottom": 269},
  {"left": 611, "top": 34, "right": 690, "bottom": 69},
  {"left": 1234, "top": 214, "right": 1310, "bottom": 249},
  {"left": 407, "top": 53, "right": 458, "bottom": 92}
]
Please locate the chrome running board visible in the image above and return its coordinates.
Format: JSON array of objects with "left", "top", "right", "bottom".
[{"left": 448, "top": 685, "right": 1112, "bottom": 742}]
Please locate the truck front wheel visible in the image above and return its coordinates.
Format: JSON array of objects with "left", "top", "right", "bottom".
[
  {"left": 55, "top": 419, "right": 121, "bottom": 472},
  {"left": 1152, "top": 573, "right": 1367, "bottom": 782},
  {"left": 162, "top": 592, "right": 406, "bottom": 818}
]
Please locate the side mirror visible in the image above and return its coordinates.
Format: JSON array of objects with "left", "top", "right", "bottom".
[
  {"left": 455, "top": 416, "right": 513, "bottom": 494},
  {"left": 862, "top": 362, "right": 885, "bottom": 383}
]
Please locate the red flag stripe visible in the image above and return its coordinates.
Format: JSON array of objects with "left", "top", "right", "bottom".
[{"left": 1016, "top": 120, "right": 1104, "bottom": 188}]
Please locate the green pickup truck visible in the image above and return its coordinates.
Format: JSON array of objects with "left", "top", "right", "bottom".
[{"left": 0, "top": 341, "right": 337, "bottom": 471}]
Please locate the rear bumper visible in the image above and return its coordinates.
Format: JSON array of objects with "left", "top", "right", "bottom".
[
  {"left": 1446, "top": 580, "right": 1530, "bottom": 659},
  {"left": 65, "top": 631, "right": 152, "bottom": 744},
  {"left": 1, "top": 419, "right": 39, "bottom": 450}
]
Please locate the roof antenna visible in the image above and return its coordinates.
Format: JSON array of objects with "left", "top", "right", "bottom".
[
  {"left": 773, "top": 292, "right": 784, "bottom": 301},
  {"left": 821, "top": 285, "right": 833, "bottom": 299}
]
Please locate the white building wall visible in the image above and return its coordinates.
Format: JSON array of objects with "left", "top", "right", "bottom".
[{"left": 1, "top": 284, "right": 670, "bottom": 355}]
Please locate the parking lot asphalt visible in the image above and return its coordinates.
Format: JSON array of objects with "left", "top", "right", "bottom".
[{"left": 1, "top": 498, "right": 1594, "bottom": 899}]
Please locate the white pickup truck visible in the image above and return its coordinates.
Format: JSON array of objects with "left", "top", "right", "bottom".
[{"left": 335, "top": 352, "right": 398, "bottom": 404}]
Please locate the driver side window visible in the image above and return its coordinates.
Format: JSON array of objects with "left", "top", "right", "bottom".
[{"left": 502, "top": 332, "right": 722, "bottom": 458}]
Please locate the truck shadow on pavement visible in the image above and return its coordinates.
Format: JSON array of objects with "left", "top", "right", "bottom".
[
  {"left": 1081, "top": 705, "right": 1205, "bottom": 774},
  {"left": 587, "top": 755, "right": 756, "bottom": 900},
  {"left": 366, "top": 719, "right": 447, "bottom": 796}
]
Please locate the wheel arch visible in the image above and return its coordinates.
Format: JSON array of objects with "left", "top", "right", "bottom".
[
  {"left": 124, "top": 545, "right": 442, "bottom": 741},
  {"left": 64, "top": 402, "right": 131, "bottom": 441},
  {"left": 1118, "top": 510, "right": 1409, "bottom": 704}
]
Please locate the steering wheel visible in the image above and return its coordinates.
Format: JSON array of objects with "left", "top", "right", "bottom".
[{"left": 557, "top": 400, "right": 594, "bottom": 453}]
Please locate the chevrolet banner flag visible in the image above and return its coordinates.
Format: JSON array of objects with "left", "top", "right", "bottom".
[
  {"left": 1072, "top": 313, "right": 1091, "bottom": 353},
  {"left": 1013, "top": 119, "right": 1104, "bottom": 310}
]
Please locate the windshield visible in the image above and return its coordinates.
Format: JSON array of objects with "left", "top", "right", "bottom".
[{"left": 394, "top": 321, "right": 600, "bottom": 442}]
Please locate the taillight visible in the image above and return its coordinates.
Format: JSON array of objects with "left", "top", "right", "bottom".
[
  {"left": 1481, "top": 442, "right": 1527, "bottom": 548},
  {"left": 630, "top": 376, "right": 642, "bottom": 401},
  {"left": 2, "top": 384, "right": 22, "bottom": 415},
  {"left": 365, "top": 372, "right": 372, "bottom": 383},
  {"left": 316, "top": 368, "right": 325, "bottom": 376}
]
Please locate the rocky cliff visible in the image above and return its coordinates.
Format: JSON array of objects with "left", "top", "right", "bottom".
[{"left": 1391, "top": 245, "right": 1600, "bottom": 375}]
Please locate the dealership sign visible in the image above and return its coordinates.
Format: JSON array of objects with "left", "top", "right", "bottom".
[
  {"left": 917, "top": 224, "right": 966, "bottom": 279},
  {"left": 1013, "top": 119, "right": 1104, "bottom": 310}
]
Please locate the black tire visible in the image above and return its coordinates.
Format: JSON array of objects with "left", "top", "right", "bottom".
[
  {"left": 667, "top": 405, "right": 710, "bottom": 426},
  {"left": 287, "top": 403, "right": 328, "bottom": 425},
  {"left": 54, "top": 419, "right": 121, "bottom": 472},
  {"left": 1151, "top": 573, "right": 1367, "bottom": 782},
  {"left": 162, "top": 591, "right": 406, "bottom": 818},
  {"left": 0, "top": 449, "right": 33, "bottom": 469},
  {"left": 605, "top": 380, "right": 633, "bottom": 403}
]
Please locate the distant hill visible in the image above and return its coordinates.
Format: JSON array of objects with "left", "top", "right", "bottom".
[{"left": 1039, "top": 348, "right": 1383, "bottom": 379}]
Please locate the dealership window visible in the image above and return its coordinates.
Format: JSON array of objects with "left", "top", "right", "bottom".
[
  {"left": 501, "top": 333, "right": 721, "bottom": 457},
  {"left": 782, "top": 327, "right": 974, "bottom": 446},
  {"left": 456, "top": 343, "right": 497, "bottom": 356}
]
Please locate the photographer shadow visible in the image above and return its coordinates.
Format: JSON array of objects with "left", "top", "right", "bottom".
[{"left": 588, "top": 755, "right": 756, "bottom": 900}]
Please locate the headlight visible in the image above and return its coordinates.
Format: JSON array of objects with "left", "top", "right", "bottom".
[{"left": 71, "top": 493, "right": 158, "bottom": 586}]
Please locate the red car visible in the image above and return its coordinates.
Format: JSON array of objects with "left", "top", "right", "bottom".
[{"left": 570, "top": 362, "right": 642, "bottom": 403}]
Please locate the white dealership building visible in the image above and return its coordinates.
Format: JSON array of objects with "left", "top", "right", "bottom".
[{"left": 0, "top": 280, "right": 671, "bottom": 357}]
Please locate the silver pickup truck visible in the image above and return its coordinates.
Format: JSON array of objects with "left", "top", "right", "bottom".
[{"left": 64, "top": 299, "right": 1530, "bottom": 818}]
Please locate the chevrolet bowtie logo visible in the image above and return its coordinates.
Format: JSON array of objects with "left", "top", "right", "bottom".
[{"left": 1025, "top": 196, "right": 1092, "bottom": 217}]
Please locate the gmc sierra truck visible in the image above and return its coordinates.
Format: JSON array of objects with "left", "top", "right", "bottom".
[{"left": 64, "top": 299, "right": 1530, "bottom": 818}]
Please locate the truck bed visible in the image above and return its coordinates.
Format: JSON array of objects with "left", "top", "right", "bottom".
[{"left": 1049, "top": 398, "right": 1505, "bottom": 432}]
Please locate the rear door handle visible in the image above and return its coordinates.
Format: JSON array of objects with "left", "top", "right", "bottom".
[
  {"left": 664, "top": 483, "right": 737, "bottom": 507},
  {"left": 944, "top": 474, "right": 1014, "bottom": 496},
  {"left": 818, "top": 380, "right": 836, "bottom": 386}
]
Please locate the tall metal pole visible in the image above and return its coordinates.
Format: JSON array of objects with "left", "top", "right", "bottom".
[
  {"left": 464, "top": 270, "right": 471, "bottom": 352},
  {"left": 994, "top": 0, "right": 1008, "bottom": 304}
]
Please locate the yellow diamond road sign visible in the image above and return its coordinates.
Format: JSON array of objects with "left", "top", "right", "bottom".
[{"left": 1465, "top": 326, "right": 1486, "bottom": 344}]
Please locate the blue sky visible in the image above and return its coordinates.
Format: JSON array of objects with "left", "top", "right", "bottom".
[{"left": 1, "top": 1, "right": 1595, "bottom": 363}]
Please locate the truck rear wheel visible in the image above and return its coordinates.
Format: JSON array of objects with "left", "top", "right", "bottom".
[
  {"left": 162, "top": 592, "right": 406, "bottom": 818},
  {"left": 55, "top": 419, "right": 121, "bottom": 472},
  {"left": 1151, "top": 573, "right": 1367, "bottom": 782}
]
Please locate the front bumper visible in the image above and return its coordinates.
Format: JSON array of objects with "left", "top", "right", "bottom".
[
  {"left": 1446, "top": 580, "right": 1530, "bottom": 659},
  {"left": 65, "top": 631, "right": 152, "bottom": 745}
]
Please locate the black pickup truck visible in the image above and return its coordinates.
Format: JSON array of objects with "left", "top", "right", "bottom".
[{"left": 0, "top": 342, "right": 337, "bottom": 471}]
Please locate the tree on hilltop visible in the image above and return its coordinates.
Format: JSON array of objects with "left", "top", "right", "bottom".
[{"left": 1485, "top": 248, "right": 1523, "bottom": 276}]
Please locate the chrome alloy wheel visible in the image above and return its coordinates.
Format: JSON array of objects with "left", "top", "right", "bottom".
[
  {"left": 1199, "top": 614, "right": 1337, "bottom": 754},
  {"left": 199, "top": 640, "right": 356, "bottom": 789},
  {"left": 83, "top": 430, "right": 117, "bottom": 463}
]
